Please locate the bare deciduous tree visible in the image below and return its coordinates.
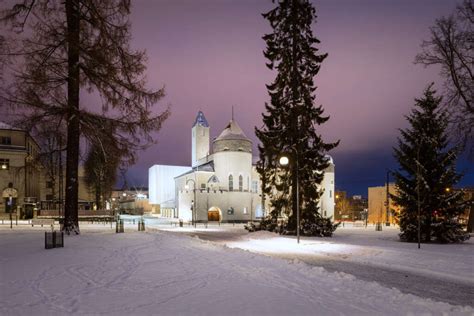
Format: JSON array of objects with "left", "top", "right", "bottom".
[
  {"left": 415, "top": 0, "right": 474, "bottom": 157},
  {"left": 1, "top": 0, "right": 170, "bottom": 234}
]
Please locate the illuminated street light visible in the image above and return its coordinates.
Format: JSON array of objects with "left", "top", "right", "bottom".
[
  {"left": 279, "top": 156, "right": 289, "bottom": 166},
  {"left": 1, "top": 164, "right": 7, "bottom": 170},
  {"left": 445, "top": 187, "right": 451, "bottom": 193},
  {"left": 279, "top": 152, "right": 300, "bottom": 244}
]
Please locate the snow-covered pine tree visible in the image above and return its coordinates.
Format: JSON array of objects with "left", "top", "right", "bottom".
[
  {"left": 392, "top": 85, "right": 469, "bottom": 243},
  {"left": 255, "top": 0, "right": 339, "bottom": 236}
]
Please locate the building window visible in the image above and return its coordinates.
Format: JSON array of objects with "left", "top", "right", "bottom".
[
  {"left": 239, "top": 175, "right": 243, "bottom": 191},
  {"left": 0, "top": 159, "right": 9, "bottom": 170},
  {"left": 329, "top": 190, "right": 332, "bottom": 198},
  {"left": 251, "top": 181, "right": 258, "bottom": 193},
  {"left": 1, "top": 137, "right": 11, "bottom": 145},
  {"left": 46, "top": 181, "right": 53, "bottom": 189},
  {"left": 201, "top": 183, "right": 206, "bottom": 189},
  {"left": 229, "top": 174, "right": 233, "bottom": 191},
  {"left": 243, "top": 207, "right": 248, "bottom": 215}
]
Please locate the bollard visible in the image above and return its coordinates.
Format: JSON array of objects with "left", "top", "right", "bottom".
[{"left": 116, "top": 219, "right": 124, "bottom": 233}]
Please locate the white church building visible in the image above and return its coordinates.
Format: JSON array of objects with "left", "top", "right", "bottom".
[{"left": 148, "top": 111, "right": 335, "bottom": 223}]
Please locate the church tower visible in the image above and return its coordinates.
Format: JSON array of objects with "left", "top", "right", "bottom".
[{"left": 192, "top": 111, "right": 210, "bottom": 167}]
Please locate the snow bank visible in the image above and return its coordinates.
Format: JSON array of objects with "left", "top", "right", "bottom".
[
  {"left": 0, "top": 225, "right": 472, "bottom": 315},
  {"left": 226, "top": 227, "right": 474, "bottom": 285}
]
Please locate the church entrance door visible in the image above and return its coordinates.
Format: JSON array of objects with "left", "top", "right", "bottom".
[{"left": 208, "top": 207, "right": 221, "bottom": 222}]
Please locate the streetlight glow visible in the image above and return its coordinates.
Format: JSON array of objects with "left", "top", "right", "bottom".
[
  {"left": 1, "top": 164, "right": 7, "bottom": 170},
  {"left": 279, "top": 156, "right": 289, "bottom": 166}
]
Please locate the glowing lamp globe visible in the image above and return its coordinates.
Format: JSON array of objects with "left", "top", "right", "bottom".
[{"left": 279, "top": 156, "right": 289, "bottom": 166}]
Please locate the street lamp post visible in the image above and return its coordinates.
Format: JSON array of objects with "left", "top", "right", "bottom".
[
  {"left": 185, "top": 179, "right": 197, "bottom": 228},
  {"left": 279, "top": 153, "right": 300, "bottom": 244},
  {"left": 416, "top": 145, "right": 421, "bottom": 249}
]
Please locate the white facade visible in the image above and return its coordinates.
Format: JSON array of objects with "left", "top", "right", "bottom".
[
  {"left": 149, "top": 111, "right": 335, "bottom": 222},
  {"left": 148, "top": 165, "right": 191, "bottom": 206}
]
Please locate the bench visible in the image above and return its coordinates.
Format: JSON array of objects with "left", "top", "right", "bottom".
[{"left": 31, "top": 218, "right": 55, "bottom": 227}]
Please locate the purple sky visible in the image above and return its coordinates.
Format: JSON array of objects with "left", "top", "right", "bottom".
[{"left": 123, "top": 0, "right": 472, "bottom": 195}]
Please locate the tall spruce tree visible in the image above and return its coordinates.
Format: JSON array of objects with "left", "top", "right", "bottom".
[
  {"left": 393, "top": 85, "right": 469, "bottom": 243},
  {"left": 256, "top": 0, "right": 339, "bottom": 236}
]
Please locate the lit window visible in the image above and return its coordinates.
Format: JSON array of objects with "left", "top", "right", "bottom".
[
  {"left": 229, "top": 174, "right": 233, "bottom": 191},
  {"left": 239, "top": 175, "right": 243, "bottom": 192},
  {"left": 0, "top": 159, "right": 9, "bottom": 170}
]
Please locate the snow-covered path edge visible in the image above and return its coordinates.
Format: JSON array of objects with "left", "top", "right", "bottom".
[{"left": 217, "top": 230, "right": 474, "bottom": 287}]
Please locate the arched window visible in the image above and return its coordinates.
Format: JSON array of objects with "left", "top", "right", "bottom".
[
  {"left": 239, "top": 175, "right": 243, "bottom": 192},
  {"left": 229, "top": 174, "right": 233, "bottom": 191}
]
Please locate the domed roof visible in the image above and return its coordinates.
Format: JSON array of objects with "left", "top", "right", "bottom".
[
  {"left": 214, "top": 120, "right": 251, "bottom": 142},
  {"left": 325, "top": 155, "right": 334, "bottom": 165}
]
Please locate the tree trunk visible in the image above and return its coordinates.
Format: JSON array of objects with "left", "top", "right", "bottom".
[
  {"left": 467, "top": 203, "right": 474, "bottom": 233},
  {"left": 63, "top": 0, "right": 81, "bottom": 234}
]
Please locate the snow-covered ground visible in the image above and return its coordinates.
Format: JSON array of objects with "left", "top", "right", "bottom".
[
  {"left": 158, "top": 222, "right": 474, "bottom": 306},
  {"left": 225, "top": 227, "right": 474, "bottom": 285},
  {"left": 0, "top": 223, "right": 473, "bottom": 315}
]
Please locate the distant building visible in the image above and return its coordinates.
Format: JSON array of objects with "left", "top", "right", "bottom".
[
  {"left": 0, "top": 122, "right": 41, "bottom": 218},
  {"left": 335, "top": 192, "right": 368, "bottom": 221},
  {"left": 114, "top": 186, "right": 151, "bottom": 214},
  {"left": 149, "top": 111, "right": 336, "bottom": 222},
  {"left": 455, "top": 187, "right": 474, "bottom": 232},
  {"left": 368, "top": 184, "right": 400, "bottom": 225},
  {"left": 149, "top": 165, "right": 191, "bottom": 217}
]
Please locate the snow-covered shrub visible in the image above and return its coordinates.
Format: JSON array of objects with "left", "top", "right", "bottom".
[{"left": 431, "top": 220, "right": 470, "bottom": 243}]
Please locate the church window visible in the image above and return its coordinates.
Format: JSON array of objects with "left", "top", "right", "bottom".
[
  {"left": 251, "top": 181, "right": 258, "bottom": 193},
  {"left": 229, "top": 174, "right": 233, "bottom": 191},
  {"left": 239, "top": 175, "right": 243, "bottom": 191}
]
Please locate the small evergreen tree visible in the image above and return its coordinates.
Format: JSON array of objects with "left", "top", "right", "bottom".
[
  {"left": 392, "top": 85, "right": 469, "bottom": 243},
  {"left": 255, "top": 0, "right": 339, "bottom": 236}
]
